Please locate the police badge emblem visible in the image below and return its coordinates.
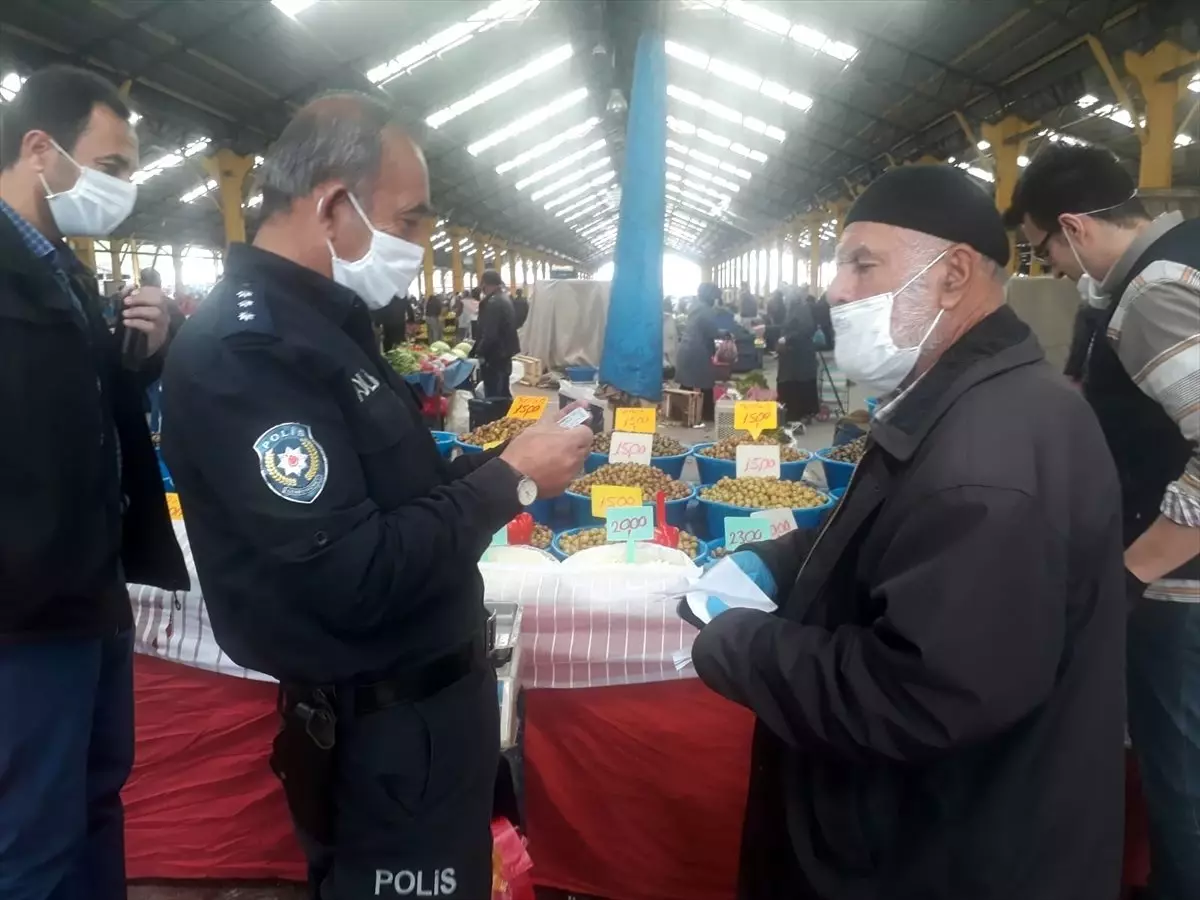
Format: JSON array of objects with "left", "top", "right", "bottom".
[{"left": 254, "top": 423, "right": 328, "bottom": 503}]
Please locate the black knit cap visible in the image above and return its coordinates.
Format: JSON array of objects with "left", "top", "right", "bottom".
[{"left": 843, "top": 164, "right": 1010, "bottom": 268}]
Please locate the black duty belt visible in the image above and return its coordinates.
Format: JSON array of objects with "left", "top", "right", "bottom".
[{"left": 352, "top": 639, "right": 483, "bottom": 717}]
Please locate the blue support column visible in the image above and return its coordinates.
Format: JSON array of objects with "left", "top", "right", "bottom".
[{"left": 598, "top": 33, "right": 666, "bottom": 401}]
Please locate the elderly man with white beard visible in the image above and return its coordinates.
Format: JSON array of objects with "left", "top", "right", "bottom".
[{"left": 685, "top": 164, "right": 1128, "bottom": 900}]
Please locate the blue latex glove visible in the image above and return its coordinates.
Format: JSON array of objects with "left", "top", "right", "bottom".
[{"left": 681, "top": 550, "right": 777, "bottom": 628}]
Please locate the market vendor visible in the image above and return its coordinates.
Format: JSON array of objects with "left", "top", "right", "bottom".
[
  {"left": 687, "top": 164, "right": 1127, "bottom": 900},
  {"left": 161, "top": 91, "right": 591, "bottom": 900}
]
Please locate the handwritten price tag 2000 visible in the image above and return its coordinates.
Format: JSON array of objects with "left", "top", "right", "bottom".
[
  {"left": 753, "top": 507, "right": 798, "bottom": 539},
  {"left": 614, "top": 407, "right": 656, "bottom": 433},
  {"left": 733, "top": 401, "right": 777, "bottom": 438},
  {"left": 735, "top": 444, "right": 781, "bottom": 478},
  {"left": 606, "top": 506, "right": 655, "bottom": 542},
  {"left": 591, "top": 485, "right": 643, "bottom": 517},
  {"left": 507, "top": 395, "right": 548, "bottom": 420},
  {"left": 607, "top": 431, "right": 652, "bottom": 465}
]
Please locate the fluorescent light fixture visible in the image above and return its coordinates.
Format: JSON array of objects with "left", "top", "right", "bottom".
[
  {"left": 246, "top": 193, "right": 263, "bottom": 208},
  {"left": 254, "top": 155, "right": 265, "bottom": 167},
  {"left": 468, "top": 87, "right": 588, "bottom": 156},
  {"left": 694, "top": 1, "right": 858, "bottom": 62},
  {"left": 1017, "top": 154, "right": 1030, "bottom": 168},
  {"left": 514, "top": 138, "right": 605, "bottom": 189},
  {"left": 366, "top": 0, "right": 540, "bottom": 86},
  {"left": 553, "top": 190, "right": 614, "bottom": 217},
  {"left": 128, "top": 111, "right": 142, "bottom": 126},
  {"left": 1190, "top": 75, "right": 1200, "bottom": 94},
  {"left": 966, "top": 166, "right": 994, "bottom": 183},
  {"left": 272, "top": 0, "right": 318, "bottom": 18},
  {"left": 667, "top": 117, "right": 770, "bottom": 165},
  {"left": 1077, "top": 94, "right": 1099, "bottom": 109},
  {"left": 1176, "top": 133, "right": 1195, "bottom": 148},
  {"left": 426, "top": 44, "right": 573, "bottom": 128},
  {"left": 529, "top": 156, "right": 611, "bottom": 201},
  {"left": 976, "top": 140, "right": 990, "bottom": 151},
  {"left": 495, "top": 117, "right": 600, "bottom": 173},
  {"left": 131, "top": 137, "right": 211, "bottom": 185},
  {"left": 667, "top": 40, "right": 813, "bottom": 114},
  {"left": 180, "top": 179, "right": 217, "bottom": 203},
  {"left": 0, "top": 72, "right": 25, "bottom": 101},
  {"left": 543, "top": 170, "right": 614, "bottom": 210},
  {"left": 562, "top": 200, "right": 609, "bottom": 224}
]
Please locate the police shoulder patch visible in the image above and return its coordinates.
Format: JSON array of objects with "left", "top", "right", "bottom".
[{"left": 254, "top": 423, "right": 329, "bottom": 504}]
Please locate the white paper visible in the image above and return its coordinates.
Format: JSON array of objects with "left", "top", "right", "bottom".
[
  {"left": 736, "top": 444, "right": 781, "bottom": 478},
  {"left": 608, "top": 430, "right": 653, "bottom": 465},
  {"left": 753, "top": 507, "right": 797, "bottom": 539},
  {"left": 683, "top": 555, "right": 778, "bottom": 626}
]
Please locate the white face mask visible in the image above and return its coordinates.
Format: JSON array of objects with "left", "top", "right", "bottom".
[
  {"left": 831, "top": 251, "right": 947, "bottom": 396},
  {"left": 326, "top": 194, "right": 425, "bottom": 311},
  {"left": 41, "top": 139, "right": 137, "bottom": 238}
]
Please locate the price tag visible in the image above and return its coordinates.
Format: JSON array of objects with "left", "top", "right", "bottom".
[
  {"left": 556, "top": 406, "right": 592, "bottom": 429},
  {"left": 507, "top": 395, "right": 548, "bottom": 420},
  {"left": 753, "top": 508, "right": 797, "bottom": 539},
  {"left": 723, "top": 516, "right": 769, "bottom": 551},
  {"left": 735, "top": 444, "right": 781, "bottom": 478},
  {"left": 591, "top": 485, "right": 643, "bottom": 518},
  {"left": 606, "top": 506, "right": 655, "bottom": 542},
  {"left": 165, "top": 492, "right": 183, "bottom": 521},
  {"left": 607, "top": 431, "right": 653, "bottom": 465},
  {"left": 490, "top": 527, "right": 509, "bottom": 547},
  {"left": 614, "top": 407, "right": 656, "bottom": 433},
  {"left": 483, "top": 440, "right": 502, "bottom": 450},
  {"left": 733, "top": 401, "right": 777, "bottom": 438}
]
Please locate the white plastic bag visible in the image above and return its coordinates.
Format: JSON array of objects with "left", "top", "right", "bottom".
[{"left": 447, "top": 390, "right": 473, "bottom": 433}]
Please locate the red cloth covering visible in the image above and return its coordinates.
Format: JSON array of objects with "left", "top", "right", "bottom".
[{"left": 523, "top": 681, "right": 755, "bottom": 900}]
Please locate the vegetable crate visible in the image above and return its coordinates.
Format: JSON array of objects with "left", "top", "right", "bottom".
[
  {"left": 660, "top": 387, "right": 703, "bottom": 427},
  {"left": 513, "top": 354, "right": 545, "bottom": 386}
]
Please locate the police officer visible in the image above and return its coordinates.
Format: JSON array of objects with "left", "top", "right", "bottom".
[{"left": 161, "top": 93, "right": 592, "bottom": 898}]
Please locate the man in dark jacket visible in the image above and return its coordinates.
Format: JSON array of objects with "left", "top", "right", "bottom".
[
  {"left": 475, "top": 268, "right": 520, "bottom": 398},
  {"left": 690, "top": 165, "right": 1126, "bottom": 900},
  {"left": 512, "top": 287, "right": 529, "bottom": 329},
  {"left": 775, "top": 285, "right": 820, "bottom": 423},
  {"left": 0, "top": 65, "right": 187, "bottom": 899}
]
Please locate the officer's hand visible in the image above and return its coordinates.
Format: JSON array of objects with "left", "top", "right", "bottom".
[
  {"left": 500, "top": 421, "right": 592, "bottom": 498},
  {"left": 123, "top": 286, "right": 171, "bottom": 356}
]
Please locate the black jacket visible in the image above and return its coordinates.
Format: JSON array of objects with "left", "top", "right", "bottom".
[
  {"left": 0, "top": 212, "right": 187, "bottom": 639},
  {"left": 475, "top": 290, "right": 520, "bottom": 364},
  {"left": 161, "top": 245, "right": 521, "bottom": 684},
  {"left": 693, "top": 307, "right": 1126, "bottom": 900},
  {"left": 1063, "top": 302, "right": 1103, "bottom": 380},
  {"left": 776, "top": 296, "right": 818, "bottom": 384}
]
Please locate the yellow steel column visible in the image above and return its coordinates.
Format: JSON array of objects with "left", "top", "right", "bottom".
[
  {"left": 201, "top": 149, "right": 254, "bottom": 245},
  {"left": 474, "top": 234, "right": 487, "bottom": 281},
  {"left": 109, "top": 238, "right": 124, "bottom": 283},
  {"left": 172, "top": 244, "right": 185, "bottom": 292},
  {"left": 1124, "top": 41, "right": 1200, "bottom": 189},
  {"left": 422, "top": 226, "right": 435, "bottom": 298},
  {"left": 130, "top": 240, "right": 141, "bottom": 278},
  {"left": 449, "top": 227, "right": 465, "bottom": 293},
  {"left": 773, "top": 236, "right": 782, "bottom": 288},
  {"left": 68, "top": 238, "right": 96, "bottom": 270},
  {"left": 808, "top": 214, "right": 822, "bottom": 289},
  {"left": 830, "top": 199, "right": 849, "bottom": 239},
  {"left": 981, "top": 115, "right": 1036, "bottom": 271}
]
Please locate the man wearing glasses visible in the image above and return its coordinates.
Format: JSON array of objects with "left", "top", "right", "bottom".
[{"left": 1007, "top": 144, "right": 1200, "bottom": 900}]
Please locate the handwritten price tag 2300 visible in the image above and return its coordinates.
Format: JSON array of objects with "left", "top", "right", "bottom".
[
  {"left": 753, "top": 508, "right": 797, "bottom": 539},
  {"left": 607, "top": 431, "right": 652, "bottom": 465},
  {"left": 735, "top": 444, "right": 781, "bottom": 478},
  {"left": 606, "top": 506, "right": 655, "bottom": 542},
  {"left": 614, "top": 407, "right": 656, "bottom": 433},
  {"left": 591, "top": 485, "right": 643, "bottom": 517},
  {"left": 507, "top": 395, "right": 548, "bottom": 420},
  {"left": 723, "top": 516, "right": 769, "bottom": 551},
  {"left": 733, "top": 401, "right": 777, "bottom": 438}
]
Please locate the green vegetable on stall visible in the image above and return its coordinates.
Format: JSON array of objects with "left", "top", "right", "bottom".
[{"left": 385, "top": 347, "right": 420, "bottom": 375}]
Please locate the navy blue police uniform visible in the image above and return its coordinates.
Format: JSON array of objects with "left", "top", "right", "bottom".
[{"left": 161, "top": 243, "right": 525, "bottom": 899}]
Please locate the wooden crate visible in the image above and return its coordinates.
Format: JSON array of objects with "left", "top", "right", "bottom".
[
  {"left": 660, "top": 387, "right": 703, "bottom": 427},
  {"left": 513, "top": 354, "right": 545, "bottom": 385}
]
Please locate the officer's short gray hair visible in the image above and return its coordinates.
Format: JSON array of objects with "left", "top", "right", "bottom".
[{"left": 258, "top": 91, "right": 403, "bottom": 219}]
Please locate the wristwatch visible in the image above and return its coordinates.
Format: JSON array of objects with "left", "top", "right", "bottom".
[{"left": 517, "top": 476, "right": 538, "bottom": 506}]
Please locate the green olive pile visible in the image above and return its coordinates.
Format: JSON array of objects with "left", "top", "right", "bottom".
[
  {"left": 459, "top": 417, "right": 534, "bottom": 446},
  {"left": 697, "top": 435, "right": 808, "bottom": 462},
  {"left": 558, "top": 527, "right": 702, "bottom": 559},
  {"left": 701, "top": 477, "right": 827, "bottom": 509},
  {"left": 568, "top": 463, "right": 691, "bottom": 500},
  {"left": 530, "top": 524, "right": 553, "bottom": 550},
  {"left": 591, "top": 432, "right": 686, "bottom": 456},
  {"left": 710, "top": 545, "right": 730, "bottom": 560},
  {"left": 824, "top": 435, "right": 867, "bottom": 464}
]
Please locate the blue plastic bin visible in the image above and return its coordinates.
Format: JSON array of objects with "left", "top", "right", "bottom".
[
  {"left": 430, "top": 430, "right": 456, "bottom": 458},
  {"left": 815, "top": 448, "right": 857, "bottom": 491},
  {"left": 691, "top": 443, "right": 811, "bottom": 483},
  {"left": 563, "top": 485, "right": 695, "bottom": 528},
  {"left": 695, "top": 489, "right": 834, "bottom": 540},
  {"left": 551, "top": 526, "right": 705, "bottom": 561},
  {"left": 584, "top": 448, "right": 692, "bottom": 479},
  {"left": 564, "top": 365, "right": 597, "bottom": 382}
]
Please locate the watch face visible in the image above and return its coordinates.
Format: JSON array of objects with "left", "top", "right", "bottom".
[{"left": 517, "top": 477, "right": 538, "bottom": 506}]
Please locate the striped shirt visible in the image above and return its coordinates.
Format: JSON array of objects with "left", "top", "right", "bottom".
[{"left": 1103, "top": 212, "right": 1200, "bottom": 602}]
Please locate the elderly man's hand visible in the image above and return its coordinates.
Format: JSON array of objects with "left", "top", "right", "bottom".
[{"left": 123, "top": 286, "right": 171, "bottom": 357}]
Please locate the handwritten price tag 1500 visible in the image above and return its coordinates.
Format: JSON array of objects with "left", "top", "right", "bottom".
[
  {"left": 607, "top": 431, "right": 652, "bottom": 465},
  {"left": 614, "top": 407, "right": 656, "bottom": 433},
  {"left": 591, "top": 485, "right": 643, "bottom": 518},
  {"left": 735, "top": 444, "right": 781, "bottom": 478},
  {"left": 606, "top": 506, "right": 655, "bottom": 542},
  {"left": 507, "top": 395, "right": 548, "bottom": 420},
  {"left": 733, "top": 401, "right": 777, "bottom": 438},
  {"left": 723, "top": 516, "right": 769, "bottom": 551}
]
